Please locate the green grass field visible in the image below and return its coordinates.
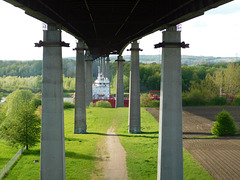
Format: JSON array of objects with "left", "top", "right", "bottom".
[
  {"left": 0, "top": 140, "right": 19, "bottom": 170},
  {"left": 1, "top": 107, "right": 212, "bottom": 179}
]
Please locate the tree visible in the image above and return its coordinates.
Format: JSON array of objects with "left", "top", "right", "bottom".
[
  {"left": 213, "top": 67, "right": 224, "bottom": 95},
  {"left": 212, "top": 110, "right": 238, "bottom": 136},
  {"left": 0, "top": 90, "right": 41, "bottom": 150},
  {"left": 223, "top": 63, "right": 240, "bottom": 97}
]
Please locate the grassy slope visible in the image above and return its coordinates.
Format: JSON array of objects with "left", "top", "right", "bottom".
[
  {"left": 2, "top": 107, "right": 212, "bottom": 179},
  {"left": 0, "top": 140, "right": 19, "bottom": 170}
]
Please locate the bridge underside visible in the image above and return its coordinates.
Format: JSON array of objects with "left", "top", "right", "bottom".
[{"left": 4, "top": 0, "right": 232, "bottom": 57}]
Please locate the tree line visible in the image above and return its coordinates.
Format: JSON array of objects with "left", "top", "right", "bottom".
[
  {"left": 1, "top": 58, "right": 240, "bottom": 95},
  {"left": 0, "top": 59, "right": 76, "bottom": 78}
]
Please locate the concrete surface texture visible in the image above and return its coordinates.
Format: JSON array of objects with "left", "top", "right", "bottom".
[
  {"left": 74, "top": 40, "right": 87, "bottom": 134},
  {"left": 40, "top": 23, "right": 66, "bottom": 180},
  {"left": 157, "top": 26, "right": 183, "bottom": 180},
  {"left": 116, "top": 55, "right": 125, "bottom": 107},
  {"left": 128, "top": 40, "right": 141, "bottom": 133}
]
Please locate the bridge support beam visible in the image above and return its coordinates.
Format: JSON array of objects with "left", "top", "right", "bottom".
[
  {"left": 115, "top": 55, "right": 125, "bottom": 107},
  {"left": 74, "top": 40, "right": 87, "bottom": 134},
  {"left": 40, "top": 24, "right": 66, "bottom": 180},
  {"left": 106, "top": 56, "right": 111, "bottom": 97},
  {"left": 85, "top": 56, "right": 93, "bottom": 106},
  {"left": 128, "top": 41, "right": 141, "bottom": 133},
  {"left": 157, "top": 26, "right": 183, "bottom": 180},
  {"left": 106, "top": 55, "right": 110, "bottom": 81},
  {"left": 102, "top": 56, "right": 106, "bottom": 77}
]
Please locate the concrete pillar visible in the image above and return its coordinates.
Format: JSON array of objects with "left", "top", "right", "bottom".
[
  {"left": 40, "top": 24, "right": 66, "bottom": 180},
  {"left": 128, "top": 41, "right": 141, "bottom": 133},
  {"left": 115, "top": 55, "right": 125, "bottom": 107},
  {"left": 106, "top": 56, "right": 111, "bottom": 81},
  {"left": 106, "top": 56, "right": 111, "bottom": 97},
  {"left": 100, "top": 57, "right": 102, "bottom": 74},
  {"left": 74, "top": 40, "right": 86, "bottom": 134},
  {"left": 102, "top": 56, "right": 106, "bottom": 77},
  {"left": 157, "top": 26, "right": 183, "bottom": 180},
  {"left": 85, "top": 56, "right": 93, "bottom": 106}
]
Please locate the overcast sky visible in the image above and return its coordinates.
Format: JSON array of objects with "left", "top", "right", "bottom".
[{"left": 0, "top": 0, "right": 240, "bottom": 60}]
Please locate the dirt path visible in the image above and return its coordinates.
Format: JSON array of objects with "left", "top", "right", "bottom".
[
  {"left": 145, "top": 107, "right": 240, "bottom": 180},
  {"left": 104, "top": 126, "right": 128, "bottom": 180}
]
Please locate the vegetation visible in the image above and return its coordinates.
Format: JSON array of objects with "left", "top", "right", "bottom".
[
  {"left": 0, "top": 90, "right": 41, "bottom": 150},
  {"left": 140, "top": 93, "right": 159, "bottom": 107},
  {"left": 95, "top": 100, "right": 112, "bottom": 108},
  {"left": 2, "top": 59, "right": 240, "bottom": 106},
  {"left": 63, "top": 101, "right": 75, "bottom": 109},
  {"left": 211, "top": 110, "right": 238, "bottom": 136},
  {"left": 0, "top": 92, "right": 2, "bottom": 101},
  {"left": 2, "top": 108, "right": 212, "bottom": 179},
  {"left": 0, "top": 139, "right": 19, "bottom": 170}
]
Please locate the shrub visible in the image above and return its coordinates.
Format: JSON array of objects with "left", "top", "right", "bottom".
[
  {"left": 233, "top": 97, "right": 240, "bottom": 106},
  {"left": 140, "top": 93, "right": 152, "bottom": 107},
  {"left": 89, "top": 102, "right": 96, "bottom": 107},
  {"left": 211, "top": 110, "right": 238, "bottom": 136},
  {"left": 210, "top": 96, "right": 227, "bottom": 105},
  {"left": 64, "top": 101, "right": 75, "bottom": 109},
  {"left": 95, "top": 100, "right": 112, "bottom": 108},
  {"left": 183, "top": 89, "right": 207, "bottom": 106},
  {"left": 151, "top": 100, "right": 160, "bottom": 107}
]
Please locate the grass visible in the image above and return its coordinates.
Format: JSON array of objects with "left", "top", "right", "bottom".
[
  {"left": 114, "top": 108, "right": 213, "bottom": 180},
  {"left": 0, "top": 140, "right": 19, "bottom": 170},
  {"left": 63, "top": 92, "right": 74, "bottom": 97},
  {"left": 2, "top": 107, "right": 212, "bottom": 179}
]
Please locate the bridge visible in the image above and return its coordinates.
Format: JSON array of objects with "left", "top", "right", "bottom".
[{"left": 3, "top": 0, "right": 233, "bottom": 179}]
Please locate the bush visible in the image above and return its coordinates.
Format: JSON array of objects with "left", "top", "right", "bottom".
[
  {"left": 182, "top": 89, "right": 207, "bottom": 106},
  {"left": 64, "top": 101, "right": 75, "bottom": 109},
  {"left": 151, "top": 100, "right": 160, "bottom": 107},
  {"left": 211, "top": 110, "right": 238, "bottom": 136},
  {"left": 89, "top": 102, "right": 96, "bottom": 107},
  {"left": 140, "top": 94, "right": 153, "bottom": 107},
  {"left": 233, "top": 97, "right": 240, "bottom": 106},
  {"left": 95, "top": 101, "right": 112, "bottom": 108},
  {"left": 210, "top": 96, "right": 227, "bottom": 105}
]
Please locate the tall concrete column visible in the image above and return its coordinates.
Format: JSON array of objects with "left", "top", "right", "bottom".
[
  {"left": 128, "top": 41, "right": 141, "bottom": 133},
  {"left": 106, "top": 56, "right": 111, "bottom": 97},
  {"left": 74, "top": 40, "right": 86, "bottom": 134},
  {"left": 157, "top": 26, "right": 183, "bottom": 180},
  {"left": 85, "top": 56, "right": 93, "bottom": 106},
  {"left": 115, "top": 55, "right": 125, "bottom": 107},
  {"left": 102, "top": 56, "right": 106, "bottom": 77},
  {"left": 40, "top": 24, "right": 66, "bottom": 180},
  {"left": 100, "top": 57, "right": 102, "bottom": 74},
  {"left": 106, "top": 55, "right": 111, "bottom": 81}
]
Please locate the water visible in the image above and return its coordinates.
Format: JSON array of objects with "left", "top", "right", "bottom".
[
  {"left": 0, "top": 97, "right": 6, "bottom": 104},
  {"left": 63, "top": 97, "right": 74, "bottom": 104}
]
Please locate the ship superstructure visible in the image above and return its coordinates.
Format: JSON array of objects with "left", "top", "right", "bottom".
[{"left": 92, "top": 67, "right": 110, "bottom": 100}]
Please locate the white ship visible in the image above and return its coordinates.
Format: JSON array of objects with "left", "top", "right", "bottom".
[{"left": 92, "top": 67, "right": 110, "bottom": 100}]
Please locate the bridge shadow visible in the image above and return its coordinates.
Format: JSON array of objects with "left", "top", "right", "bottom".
[
  {"left": 65, "top": 151, "right": 103, "bottom": 161},
  {"left": 183, "top": 132, "right": 212, "bottom": 136},
  {"left": 87, "top": 131, "right": 158, "bottom": 139},
  {"left": 65, "top": 137, "right": 85, "bottom": 143}
]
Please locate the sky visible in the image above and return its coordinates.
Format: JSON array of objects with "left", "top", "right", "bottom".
[{"left": 0, "top": 0, "right": 240, "bottom": 60}]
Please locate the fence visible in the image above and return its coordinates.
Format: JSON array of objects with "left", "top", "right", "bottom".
[{"left": 0, "top": 147, "right": 25, "bottom": 179}]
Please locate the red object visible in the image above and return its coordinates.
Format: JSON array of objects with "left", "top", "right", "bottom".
[
  {"left": 93, "top": 98, "right": 129, "bottom": 108},
  {"left": 149, "top": 91, "right": 160, "bottom": 100}
]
